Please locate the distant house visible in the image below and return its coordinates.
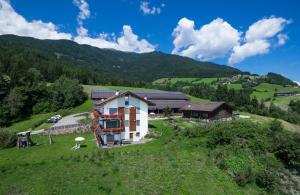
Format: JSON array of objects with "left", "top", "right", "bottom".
[
  {"left": 92, "top": 91, "right": 155, "bottom": 146},
  {"left": 274, "top": 92, "right": 300, "bottom": 97},
  {"left": 91, "top": 90, "right": 189, "bottom": 114},
  {"left": 180, "top": 102, "right": 233, "bottom": 121}
]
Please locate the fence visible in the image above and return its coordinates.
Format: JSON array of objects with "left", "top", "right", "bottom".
[{"left": 44, "top": 123, "right": 91, "bottom": 135}]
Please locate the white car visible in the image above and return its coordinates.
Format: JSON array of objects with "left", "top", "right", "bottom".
[{"left": 53, "top": 115, "right": 62, "bottom": 120}]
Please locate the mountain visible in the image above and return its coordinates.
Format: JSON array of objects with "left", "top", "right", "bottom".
[{"left": 0, "top": 35, "right": 241, "bottom": 84}]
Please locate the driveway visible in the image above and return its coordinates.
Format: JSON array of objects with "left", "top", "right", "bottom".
[{"left": 52, "top": 113, "right": 89, "bottom": 127}]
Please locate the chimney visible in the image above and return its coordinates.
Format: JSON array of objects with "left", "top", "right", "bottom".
[
  {"left": 115, "top": 90, "right": 120, "bottom": 95},
  {"left": 144, "top": 96, "right": 148, "bottom": 100}
]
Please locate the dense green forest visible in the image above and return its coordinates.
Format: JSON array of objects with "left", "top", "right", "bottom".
[
  {"left": 0, "top": 35, "right": 241, "bottom": 84},
  {"left": 0, "top": 72, "right": 87, "bottom": 127},
  {"left": 263, "top": 72, "right": 296, "bottom": 86}
]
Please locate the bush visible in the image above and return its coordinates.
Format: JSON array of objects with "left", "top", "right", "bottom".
[
  {"left": 234, "top": 167, "right": 254, "bottom": 186},
  {"left": 270, "top": 119, "right": 283, "bottom": 132},
  {"left": 0, "top": 129, "right": 17, "bottom": 148},
  {"left": 256, "top": 168, "right": 279, "bottom": 192}
]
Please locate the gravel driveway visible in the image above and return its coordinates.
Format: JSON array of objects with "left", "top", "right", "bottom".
[{"left": 52, "top": 113, "right": 89, "bottom": 127}]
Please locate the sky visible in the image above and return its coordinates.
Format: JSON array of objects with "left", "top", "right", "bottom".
[{"left": 0, "top": 0, "right": 299, "bottom": 82}]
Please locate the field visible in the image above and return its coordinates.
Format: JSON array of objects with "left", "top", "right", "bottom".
[
  {"left": 153, "top": 77, "right": 221, "bottom": 85},
  {"left": 0, "top": 120, "right": 261, "bottom": 194},
  {"left": 240, "top": 112, "right": 300, "bottom": 133},
  {"left": 252, "top": 83, "right": 300, "bottom": 100}
]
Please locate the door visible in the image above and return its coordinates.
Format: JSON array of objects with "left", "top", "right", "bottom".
[
  {"left": 107, "top": 134, "right": 114, "bottom": 145},
  {"left": 129, "top": 107, "right": 136, "bottom": 131},
  {"left": 129, "top": 133, "right": 134, "bottom": 141}
]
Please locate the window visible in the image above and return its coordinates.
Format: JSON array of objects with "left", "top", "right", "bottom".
[
  {"left": 125, "top": 96, "right": 129, "bottom": 106},
  {"left": 125, "top": 120, "right": 129, "bottom": 127},
  {"left": 106, "top": 119, "right": 119, "bottom": 128},
  {"left": 109, "top": 108, "right": 117, "bottom": 114},
  {"left": 136, "top": 132, "right": 140, "bottom": 137},
  {"left": 125, "top": 108, "right": 129, "bottom": 114},
  {"left": 136, "top": 120, "right": 140, "bottom": 126},
  {"left": 130, "top": 133, "right": 133, "bottom": 139},
  {"left": 136, "top": 107, "right": 140, "bottom": 114}
]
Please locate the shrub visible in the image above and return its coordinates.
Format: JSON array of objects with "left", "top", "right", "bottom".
[
  {"left": 256, "top": 168, "right": 279, "bottom": 192},
  {"left": 270, "top": 119, "right": 283, "bottom": 132},
  {"left": 234, "top": 167, "right": 254, "bottom": 186},
  {"left": 0, "top": 129, "right": 17, "bottom": 148}
]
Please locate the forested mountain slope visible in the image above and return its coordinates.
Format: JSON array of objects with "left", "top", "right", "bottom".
[{"left": 0, "top": 35, "right": 241, "bottom": 84}]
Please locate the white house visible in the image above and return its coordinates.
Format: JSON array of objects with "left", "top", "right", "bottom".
[{"left": 92, "top": 91, "right": 155, "bottom": 146}]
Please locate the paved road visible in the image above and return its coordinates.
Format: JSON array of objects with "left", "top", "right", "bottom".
[{"left": 52, "top": 113, "right": 89, "bottom": 127}]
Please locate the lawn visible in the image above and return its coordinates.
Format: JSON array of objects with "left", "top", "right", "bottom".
[
  {"left": 153, "top": 77, "right": 224, "bottom": 85},
  {"left": 194, "top": 77, "right": 222, "bottom": 84},
  {"left": 228, "top": 83, "right": 242, "bottom": 90},
  {"left": 252, "top": 83, "right": 300, "bottom": 100},
  {"left": 267, "top": 95, "right": 300, "bottom": 110},
  {"left": 0, "top": 120, "right": 261, "bottom": 194},
  {"left": 152, "top": 77, "right": 199, "bottom": 85},
  {"left": 187, "top": 95, "right": 209, "bottom": 103}
]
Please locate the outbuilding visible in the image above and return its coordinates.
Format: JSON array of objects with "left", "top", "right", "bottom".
[{"left": 180, "top": 102, "right": 233, "bottom": 121}]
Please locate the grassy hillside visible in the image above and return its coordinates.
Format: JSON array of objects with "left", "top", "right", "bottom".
[
  {"left": 240, "top": 112, "right": 300, "bottom": 133},
  {"left": 153, "top": 77, "right": 221, "bottom": 85},
  {"left": 0, "top": 120, "right": 261, "bottom": 194}
]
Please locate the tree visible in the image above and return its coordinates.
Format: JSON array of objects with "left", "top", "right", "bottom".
[
  {"left": 50, "top": 76, "right": 87, "bottom": 110},
  {"left": 5, "top": 87, "right": 27, "bottom": 118},
  {"left": 163, "top": 106, "right": 172, "bottom": 118},
  {"left": 270, "top": 119, "right": 283, "bottom": 132}
]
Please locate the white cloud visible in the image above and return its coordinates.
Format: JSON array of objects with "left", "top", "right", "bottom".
[
  {"left": 228, "top": 16, "right": 290, "bottom": 64},
  {"left": 0, "top": 0, "right": 155, "bottom": 53},
  {"left": 0, "top": 0, "right": 71, "bottom": 39},
  {"left": 140, "top": 1, "right": 163, "bottom": 15},
  {"left": 74, "top": 25, "right": 155, "bottom": 53},
  {"left": 245, "top": 16, "right": 291, "bottom": 42},
  {"left": 172, "top": 17, "right": 241, "bottom": 60},
  {"left": 72, "top": 0, "right": 154, "bottom": 53},
  {"left": 172, "top": 16, "right": 290, "bottom": 64},
  {"left": 228, "top": 40, "right": 270, "bottom": 64},
  {"left": 73, "top": 0, "right": 90, "bottom": 37},
  {"left": 277, "top": 33, "right": 288, "bottom": 45},
  {"left": 294, "top": 81, "right": 300, "bottom": 86}
]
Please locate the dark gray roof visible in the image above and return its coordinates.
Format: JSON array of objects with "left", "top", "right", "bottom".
[
  {"left": 91, "top": 90, "right": 189, "bottom": 100},
  {"left": 180, "top": 102, "right": 227, "bottom": 112},
  {"left": 149, "top": 100, "right": 189, "bottom": 110}
]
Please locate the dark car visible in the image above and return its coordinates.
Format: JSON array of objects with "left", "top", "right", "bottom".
[{"left": 47, "top": 117, "right": 59, "bottom": 123}]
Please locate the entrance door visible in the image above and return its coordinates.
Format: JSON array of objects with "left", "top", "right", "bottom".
[
  {"left": 129, "top": 133, "right": 134, "bottom": 141},
  {"left": 107, "top": 134, "right": 114, "bottom": 145},
  {"left": 129, "top": 107, "right": 136, "bottom": 131}
]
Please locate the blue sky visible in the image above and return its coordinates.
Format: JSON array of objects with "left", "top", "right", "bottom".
[{"left": 1, "top": 0, "right": 300, "bottom": 82}]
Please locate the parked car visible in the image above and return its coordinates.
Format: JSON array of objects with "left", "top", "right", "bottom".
[
  {"left": 47, "top": 117, "right": 58, "bottom": 123},
  {"left": 46, "top": 114, "right": 62, "bottom": 123},
  {"left": 53, "top": 114, "right": 62, "bottom": 120}
]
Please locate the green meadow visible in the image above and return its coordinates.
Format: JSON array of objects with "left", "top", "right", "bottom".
[{"left": 0, "top": 120, "right": 261, "bottom": 194}]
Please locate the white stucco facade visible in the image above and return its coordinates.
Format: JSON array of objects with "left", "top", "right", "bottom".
[{"left": 97, "top": 94, "right": 149, "bottom": 143}]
